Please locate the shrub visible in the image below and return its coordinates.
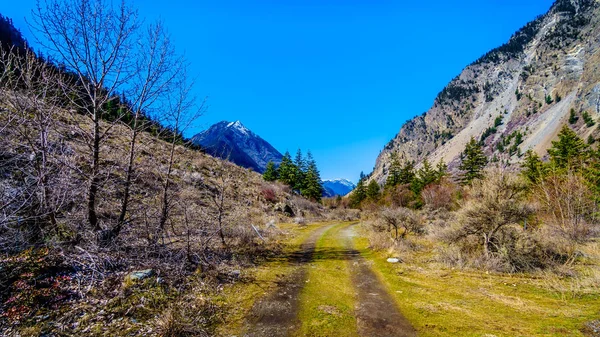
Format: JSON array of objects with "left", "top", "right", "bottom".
[
  {"left": 582, "top": 111, "right": 596, "bottom": 127},
  {"left": 260, "top": 186, "right": 277, "bottom": 203},
  {"left": 536, "top": 172, "right": 598, "bottom": 247},
  {"left": 421, "top": 180, "right": 457, "bottom": 211},
  {"left": 379, "top": 207, "right": 424, "bottom": 240},
  {"left": 326, "top": 208, "right": 360, "bottom": 221},
  {"left": 446, "top": 170, "right": 535, "bottom": 266},
  {"left": 382, "top": 184, "right": 417, "bottom": 208}
]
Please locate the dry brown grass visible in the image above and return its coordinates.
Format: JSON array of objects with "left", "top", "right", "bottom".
[{"left": 0, "top": 88, "right": 326, "bottom": 335}]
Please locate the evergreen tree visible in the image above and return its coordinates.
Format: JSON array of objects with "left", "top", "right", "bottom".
[
  {"left": 278, "top": 151, "right": 297, "bottom": 187},
  {"left": 301, "top": 151, "right": 323, "bottom": 201},
  {"left": 366, "top": 180, "right": 380, "bottom": 201},
  {"left": 398, "top": 161, "right": 416, "bottom": 185},
  {"left": 547, "top": 125, "right": 588, "bottom": 170},
  {"left": 350, "top": 172, "right": 367, "bottom": 208},
  {"left": 293, "top": 149, "right": 306, "bottom": 191},
  {"left": 418, "top": 159, "right": 437, "bottom": 187},
  {"left": 585, "top": 147, "right": 600, "bottom": 198},
  {"left": 263, "top": 161, "right": 278, "bottom": 181},
  {"left": 521, "top": 150, "right": 544, "bottom": 184},
  {"left": 385, "top": 152, "right": 402, "bottom": 189},
  {"left": 568, "top": 109, "right": 579, "bottom": 124},
  {"left": 459, "top": 137, "right": 488, "bottom": 185},
  {"left": 435, "top": 159, "right": 448, "bottom": 182},
  {"left": 294, "top": 149, "right": 306, "bottom": 172}
]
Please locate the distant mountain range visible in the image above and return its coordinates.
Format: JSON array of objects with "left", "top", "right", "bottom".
[
  {"left": 191, "top": 121, "right": 283, "bottom": 173},
  {"left": 322, "top": 179, "right": 355, "bottom": 197}
]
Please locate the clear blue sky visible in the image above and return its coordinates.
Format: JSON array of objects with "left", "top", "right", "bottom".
[{"left": 3, "top": 0, "right": 554, "bottom": 182}]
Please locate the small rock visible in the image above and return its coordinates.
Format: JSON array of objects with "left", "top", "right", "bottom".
[
  {"left": 125, "top": 269, "right": 154, "bottom": 281},
  {"left": 231, "top": 270, "right": 241, "bottom": 278},
  {"left": 387, "top": 258, "right": 400, "bottom": 263}
]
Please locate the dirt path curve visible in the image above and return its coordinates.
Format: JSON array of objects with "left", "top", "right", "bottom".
[
  {"left": 342, "top": 223, "right": 417, "bottom": 337},
  {"left": 243, "top": 223, "right": 336, "bottom": 337}
]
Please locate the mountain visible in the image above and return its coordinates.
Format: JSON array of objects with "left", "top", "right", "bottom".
[
  {"left": 322, "top": 179, "right": 356, "bottom": 197},
  {"left": 371, "top": 0, "right": 600, "bottom": 183},
  {"left": 191, "top": 121, "right": 283, "bottom": 173}
]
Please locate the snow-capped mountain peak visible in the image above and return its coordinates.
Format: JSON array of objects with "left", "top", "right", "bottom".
[
  {"left": 191, "top": 121, "right": 282, "bottom": 173},
  {"left": 322, "top": 178, "right": 356, "bottom": 197},
  {"left": 326, "top": 178, "right": 355, "bottom": 187},
  {"left": 227, "top": 120, "right": 251, "bottom": 136}
]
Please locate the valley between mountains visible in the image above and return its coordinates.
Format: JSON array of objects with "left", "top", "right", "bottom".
[{"left": 3, "top": 0, "right": 600, "bottom": 336}]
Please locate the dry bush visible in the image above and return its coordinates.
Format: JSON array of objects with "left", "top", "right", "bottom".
[
  {"left": 381, "top": 184, "right": 416, "bottom": 208},
  {"left": 326, "top": 208, "right": 361, "bottom": 221},
  {"left": 290, "top": 195, "right": 324, "bottom": 220},
  {"left": 541, "top": 268, "right": 600, "bottom": 300},
  {"left": 154, "top": 291, "right": 222, "bottom": 337},
  {"left": 443, "top": 170, "right": 540, "bottom": 272},
  {"left": 378, "top": 207, "right": 423, "bottom": 240},
  {"left": 260, "top": 186, "right": 277, "bottom": 203},
  {"left": 421, "top": 179, "right": 458, "bottom": 211},
  {"left": 361, "top": 220, "right": 423, "bottom": 258},
  {"left": 537, "top": 172, "right": 599, "bottom": 248},
  {"left": 423, "top": 208, "right": 454, "bottom": 242}
]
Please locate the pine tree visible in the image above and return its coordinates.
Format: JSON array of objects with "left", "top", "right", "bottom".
[
  {"left": 459, "top": 137, "right": 488, "bottom": 185},
  {"left": 398, "top": 161, "right": 416, "bottom": 185},
  {"left": 263, "top": 161, "right": 278, "bottom": 181},
  {"left": 293, "top": 149, "right": 306, "bottom": 191},
  {"left": 278, "top": 151, "right": 297, "bottom": 187},
  {"left": 521, "top": 150, "right": 544, "bottom": 184},
  {"left": 350, "top": 172, "right": 367, "bottom": 207},
  {"left": 569, "top": 109, "right": 579, "bottom": 124},
  {"left": 366, "top": 180, "right": 380, "bottom": 201},
  {"left": 435, "top": 159, "right": 448, "bottom": 182},
  {"left": 547, "top": 125, "right": 588, "bottom": 170},
  {"left": 418, "top": 159, "right": 437, "bottom": 187},
  {"left": 301, "top": 151, "right": 323, "bottom": 201},
  {"left": 385, "top": 152, "right": 402, "bottom": 189},
  {"left": 585, "top": 147, "right": 600, "bottom": 198}
]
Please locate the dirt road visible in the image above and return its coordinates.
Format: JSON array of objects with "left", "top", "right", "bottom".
[
  {"left": 243, "top": 223, "right": 336, "bottom": 337},
  {"left": 242, "top": 222, "right": 415, "bottom": 337}
]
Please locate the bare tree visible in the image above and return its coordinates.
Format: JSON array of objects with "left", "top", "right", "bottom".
[
  {"left": 202, "top": 156, "right": 238, "bottom": 247},
  {"left": 113, "top": 21, "right": 183, "bottom": 240},
  {"left": 30, "top": 0, "right": 139, "bottom": 232},
  {"left": 538, "top": 171, "right": 598, "bottom": 246},
  {"left": 0, "top": 46, "right": 70, "bottom": 246},
  {"left": 156, "top": 71, "right": 204, "bottom": 242}
]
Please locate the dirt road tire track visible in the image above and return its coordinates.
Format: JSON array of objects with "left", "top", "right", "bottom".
[
  {"left": 242, "top": 223, "right": 336, "bottom": 337},
  {"left": 343, "top": 223, "right": 417, "bottom": 337}
]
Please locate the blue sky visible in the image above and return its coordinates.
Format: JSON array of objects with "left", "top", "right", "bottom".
[{"left": 3, "top": 0, "right": 554, "bottom": 182}]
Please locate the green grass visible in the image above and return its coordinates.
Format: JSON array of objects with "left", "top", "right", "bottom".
[
  {"left": 215, "top": 222, "right": 337, "bottom": 336},
  {"left": 353, "top": 234, "right": 600, "bottom": 337},
  {"left": 294, "top": 223, "right": 358, "bottom": 337}
]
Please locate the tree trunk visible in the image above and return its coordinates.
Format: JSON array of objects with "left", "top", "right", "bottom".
[
  {"left": 158, "top": 139, "right": 176, "bottom": 235},
  {"left": 115, "top": 115, "right": 140, "bottom": 238},
  {"left": 88, "top": 108, "right": 101, "bottom": 231}
]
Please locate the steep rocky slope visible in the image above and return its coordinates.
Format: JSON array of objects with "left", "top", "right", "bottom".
[{"left": 372, "top": 0, "right": 600, "bottom": 183}]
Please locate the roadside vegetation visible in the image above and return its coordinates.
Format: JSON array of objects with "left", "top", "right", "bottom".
[
  {"left": 329, "top": 125, "right": 600, "bottom": 335},
  {"left": 0, "top": 1, "right": 327, "bottom": 335}
]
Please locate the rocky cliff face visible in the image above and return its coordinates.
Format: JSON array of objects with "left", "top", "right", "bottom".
[{"left": 371, "top": 0, "right": 600, "bottom": 183}]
